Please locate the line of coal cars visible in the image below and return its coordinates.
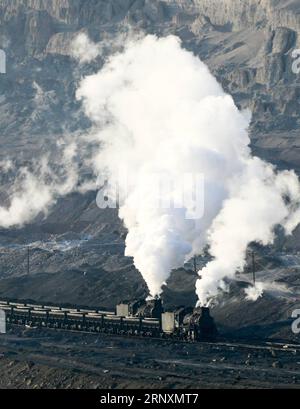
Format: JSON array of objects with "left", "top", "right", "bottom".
[{"left": 0, "top": 298, "right": 217, "bottom": 341}]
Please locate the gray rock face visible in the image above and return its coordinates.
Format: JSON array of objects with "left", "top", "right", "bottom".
[
  {"left": 272, "top": 27, "right": 296, "bottom": 54},
  {"left": 169, "top": 0, "right": 300, "bottom": 32},
  {"left": 0, "top": 0, "right": 299, "bottom": 157}
]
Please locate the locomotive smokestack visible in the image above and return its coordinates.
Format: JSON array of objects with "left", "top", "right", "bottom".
[
  {"left": 201, "top": 306, "right": 210, "bottom": 316},
  {"left": 191, "top": 305, "right": 217, "bottom": 341}
]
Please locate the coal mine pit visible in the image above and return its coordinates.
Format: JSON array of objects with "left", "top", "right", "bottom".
[{"left": 2, "top": 0, "right": 300, "bottom": 392}]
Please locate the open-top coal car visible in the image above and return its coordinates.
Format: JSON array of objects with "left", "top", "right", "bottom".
[{"left": 0, "top": 298, "right": 217, "bottom": 342}]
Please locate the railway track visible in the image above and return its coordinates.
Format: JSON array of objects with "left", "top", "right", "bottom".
[{"left": 1, "top": 299, "right": 299, "bottom": 352}]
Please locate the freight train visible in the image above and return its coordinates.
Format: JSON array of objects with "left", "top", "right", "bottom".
[{"left": 0, "top": 298, "right": 217, "bottom": 342}]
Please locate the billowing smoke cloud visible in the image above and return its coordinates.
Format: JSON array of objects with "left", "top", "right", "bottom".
[
  {"left": 0, "top": 159, "right": 13, "bottom": 172},
  {"left": 71, "top": 31, "right": 143, "bottom": 64},
  {"left": 0, "top": 136, "right": 96, "bottom": 228},
  {"left": 77, "top": 34, "right": 300, "bottom": 304},
  {"left": 0, "top": 143, "right": 79, "bottom": 228},
  {"left": 196, "top": 164, "right": 300, "bottom": 305},
  {"left": 0, "top": 31, "right": 143, "bottom": 230},
  {"left": 71, "top": 33, "right": 101, "bottom": 63},
  {"left": 244, "top": 282, "right": 264, "bottom": 301}
]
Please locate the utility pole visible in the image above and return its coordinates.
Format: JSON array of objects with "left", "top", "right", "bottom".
[
  {"left": 27, "top": 246, "right": 30, "bottom": 276},
  {"left": 193, "top": 256, "right": 197, "bottom": 275},
  {"left": 251, "top": 251, "right": 255, "bottom": 284}
]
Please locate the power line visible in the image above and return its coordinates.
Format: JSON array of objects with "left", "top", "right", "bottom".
[
  {"left": 27, "top": 246, "right": 30, "bottom": 275},
  {"left": 193, "top": 256, "right": 197, "bottom": 274},
  {"left": 251, "top": 251, "right": 255, "bottom": 284}
]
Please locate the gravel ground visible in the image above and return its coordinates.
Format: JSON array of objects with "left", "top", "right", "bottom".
[{"left": 0, "top": 326, "right": 300, "bottom": 389}]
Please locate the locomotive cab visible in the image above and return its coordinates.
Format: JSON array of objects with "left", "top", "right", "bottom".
[
  {"left": 135, "top": 297, "right": 163, "bottom": 319},
  {"left": 184, "top": 307, "right": 217, "bottom": 341}
]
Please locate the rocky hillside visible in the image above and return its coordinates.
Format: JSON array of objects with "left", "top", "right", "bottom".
[{"left": 1, "top": 0, "right": 300, "bottom": 165}]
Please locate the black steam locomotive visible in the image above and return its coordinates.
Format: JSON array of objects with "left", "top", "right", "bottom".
[{"left": 0, "top": 298, "right": 217, "bottom": 342}]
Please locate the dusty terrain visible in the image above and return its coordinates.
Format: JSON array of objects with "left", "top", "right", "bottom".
[
  {"left": 1, "top": 0, "right": 300, "bottom": 389},
  {"left": 0, "top": 325, "right": 300, "bottom": 389}
]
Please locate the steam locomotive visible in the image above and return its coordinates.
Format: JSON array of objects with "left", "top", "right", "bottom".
[{"left": 0, "top": 298, "right": 217, "bottom": 342}]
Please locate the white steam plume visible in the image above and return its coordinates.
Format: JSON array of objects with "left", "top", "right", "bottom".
[
  {"left": 0, "top": 142, "right": 80, "bottom": 228},
  {"left": 196, "top": 166, "right": 300, "bottom": 305},
  {"left": 71, "top": 33, "right": 101, "bottom": 63},
  {"left": 0, "top": 159, "right": 13, "bottom": 172},
  {"left": 77, "top": 34, "right": 300, "bottom": 304},
  {"left": 244, "top": 282, "right": 264, "bottom": 302},
  {"left": 71, "top": 31, "right": 143, "bottom": 64}
]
